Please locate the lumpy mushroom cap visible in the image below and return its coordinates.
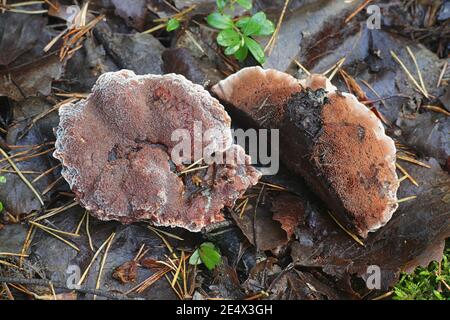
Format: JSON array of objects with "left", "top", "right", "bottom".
[
  {"left": 54, "top": 70, "right": 260, "bottom": 231},
  {"left": 213, "top": 67, "right": 398, "bottom": 237}
]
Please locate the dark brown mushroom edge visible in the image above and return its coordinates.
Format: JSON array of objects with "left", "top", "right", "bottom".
[
  {"left": 54, "top": 70, "right": 261, "bottom": 231},
  {"left": 212, "top": 67, "right": 399, "bottom": 238}
]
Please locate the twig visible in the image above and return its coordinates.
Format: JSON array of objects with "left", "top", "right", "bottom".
[{"left": 0, "top": 276, "right": 131, "bottom": 300}]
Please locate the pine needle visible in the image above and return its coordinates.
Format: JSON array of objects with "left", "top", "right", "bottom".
[
  {"left": 86, "top": 213, "right": 94, "bottom": 251},
  {"left": 395, "top": 162, "right": 419, "bottom": 187},
  {"left": 0, "top": 147, "right": 44, "bottom": 206},
  {"left": 406, "top": 46, "right": 428, "bottom": 98},
  {"left": 94, "top": 233, "right": 115, "bottom": 300},
  {"left": 293, "top": 59, "right": 311, "bottom": 75},
  {"left": 265, "top": 0, "right": 290, "bottom": 55},
  {"left": 345, "top": 0, "right": 373, "bottom": 23},
  {"left": 397, "top": 155, "right": 431, "bottom": 168},
  {"left": 437, "top": 61, "right": 447, "bottom": 87},
  {"left": 392, "top": 195, "right": 417, "bottom": 204},
  {"left": 390, "top": 50, "right": 429, "bottom": 99},
  {"left": 372, "top": 290, "right": 393, "bottom": 300},
  {"left": 77, "top": 233, "right": 115, "bottom": 286},
  {"left": 327, "top": 211, "right": 364, "bottom": 246},
  {"left": 31, "top": 222, "right": 80, "bottom": 252}
]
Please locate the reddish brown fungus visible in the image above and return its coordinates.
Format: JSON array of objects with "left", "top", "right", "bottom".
[
  {"left": 213, "top": 67, "right": 398, "bottom": 238},
  {"left": 54, "top": 70, "right": 260, "bottom": 231}
]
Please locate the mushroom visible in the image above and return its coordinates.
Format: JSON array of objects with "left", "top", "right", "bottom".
[
  {"left": 211, "top": 66, "right": 303, "bottom": 127},
  {"left": 54, "top": 70, "right": 261, "bottom": 231},
  {"left": 212, "top": 67, "right": 398, "bottom": 238}
]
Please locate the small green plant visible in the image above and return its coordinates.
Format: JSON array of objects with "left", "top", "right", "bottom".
[
  {"left": 189, "top": 242, "right": 222, "bottom": 270},
  {"left": 207, "top": 0, "right": 275, "bottom": 64},
  {"left": 393, "top": 245, "right": 449, "bottom": 300},
  {"left": 166, "top": 18, "right": 181, "bottom": 32}
]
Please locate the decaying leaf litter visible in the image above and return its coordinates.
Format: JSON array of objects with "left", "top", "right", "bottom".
[{"left": 0, "top": 0, "right": 449, "bottom": 300}]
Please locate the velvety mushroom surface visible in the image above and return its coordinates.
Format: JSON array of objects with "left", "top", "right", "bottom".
[
  {"left": 213, "top": 67, "right": 398, "bottom": 238},
  {"left": 54, "top": 70, "right": 261, "bottom": 231}
]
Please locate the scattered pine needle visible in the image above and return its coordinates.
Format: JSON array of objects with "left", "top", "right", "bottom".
[
  {"left": 406, "top": 46, "right": 428, "bottom": 98},
  {"left": 178, "top": 165, "right": 208, "bottom": 176},
  {"left": 0, "top": 147, "right": 44, "bottom": 206},
  {"left": 265, "top": 0, "right": 290, "bottom": 55},
  {"left": 29, "top": 220, "right": 80, "bottom": 238},
  {"left": 293, "top": 59, "right": 311, "bottom": 75},
  {"left": 238, "top": 197, "right": 249, "bottom": 218},
  {"left": 371, "top": 290, "right": 393, "bottom": 300},
  {"left": 323, "top": 57, "right": 346, "bottom": 80},
  {"left": 395, "top": 162, "right": 419, "bottom": 187},
  {"left": 19, "top": 224, "right": 35, "bottom": 267},
  {"left": 147, "top": 225, "right": 184, "bottom": 241},
  {"left": 77, "top": 233, "right": 115, "bottom": 286},
  {"left": 390, "top": 50, "right": 429, "bottom": 99},
  {"left": 2, "top": 283, "right": 14, "bottom": 300},
  {"left": 397, "top": 155, "right": 431, "bottom": 168},
  {"left": 258, "top": 181, "right": 287, "bottom": 191},
  {"left": 74, "top": 211, "right": 87, "bottom": 235},
  {"left": 94, "top": 233, "right": 115, "bottom": 300},
  {"left": 0, "top": 260, "right": 19, "bottom": 269},
  {"left": 34, "top": 201, "right": 78, "bottom": 222},
  {"left": 245, "top": 291, "right": 269, "bottom": 300},
  {"left": 327, "top": 211, "right": 364, "bottom": 246},
  {"left": 31, "top": 222, "right": 80, "bottom": 252},
  {"left": 127, "top": 266, "right": 172, "bottom": 294},
  {"left": 422, "top": 105, "right": 450, "bottom": 116},
  {"left": 437, "top": 61, "right": 448, "bottom": 87},
  {"left": 32, "top": 163, "right": 62, "bottom": 184},
  {"left": 86, "top": 213, "right": 94, "bottom": 251},
  {"left": 345, "top": 0, "right": 373, "bottom": 23},
  {"left": 0, "top": 252, "right": 29, "bottom": 258},
  {"left": 393, "top": 195, "right": 417, "bottom": 204}
]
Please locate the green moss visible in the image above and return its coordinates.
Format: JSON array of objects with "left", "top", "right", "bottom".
[{"left": 393, "top": 242, "right": 449, "bottom": 300}]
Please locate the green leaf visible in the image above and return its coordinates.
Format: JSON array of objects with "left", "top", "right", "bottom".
[
  {"left": 0, "top": 176, "right": 5, "bottom": 183},
  {"left": 236, "top": 0, "right": 252, "bottom": 10},
  {"left": 0, "top": 202, "right": 3, "bottom": 212},
  {"left": 216, "top": 0, "right": 227, "bottom": 11},
  {"left": 234, "top": 45, "right": 248, "bottom": 61},
  {"left": 244, "top": 36, "right": 265, "bottom": 64},
  {"left": 199, "top": 243, "right": 221, "bottom": 270},
  {"left": 224, "top": 43, "right": 241, "bottom": 55},
  {"left": 255, "top": 18, "right": 275, "bottom": 36},
  {"left": 242, "top": 12, "right": 266, "bottom": 36},
  {"left": 217, "top": 29, "right": 240, "bottom": 47},
  {"left": 188, "top": 249, "right": 202, "bottom": 265},
  {"left": 235, "top": 16, "right": 250, "bottom": 29},
  {"left": 207, "top": 13, "right": 233, "bottom": 30},
  {"left": 166, "top": 18, "right": 180, "bottom": 32}
]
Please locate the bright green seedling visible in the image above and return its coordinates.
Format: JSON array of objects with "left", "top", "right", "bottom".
[
  {"left": 393, "top": 245, "right": 449, "bottom": 300},
  {"left": 189, "top": 242, "right": 222, "bottom": 270},
  {"left": 207, "top": 0, "right": 275, "bottom": 64},
  {"left": 166, "top": 18, "right": 181, "bottom": 32}
]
